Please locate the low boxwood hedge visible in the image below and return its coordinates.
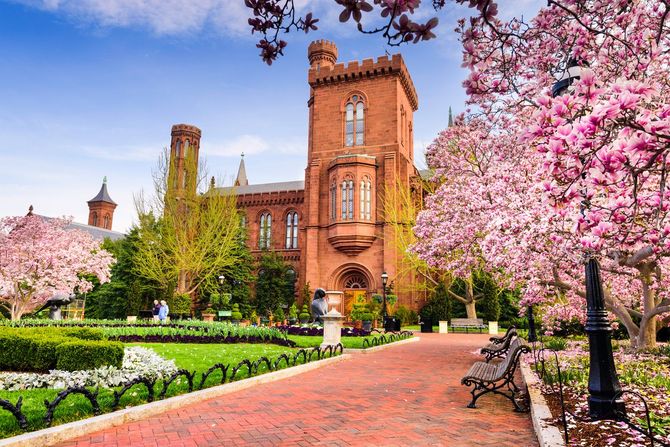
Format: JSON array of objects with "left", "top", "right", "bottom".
[
  {"left": 56, "top": 340, "right": 124, "bottom": 371},
  {"left": 0, "top": 327, "right": 119, "bottom": 373}
]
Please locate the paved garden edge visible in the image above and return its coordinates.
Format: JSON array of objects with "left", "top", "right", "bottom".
[
  {"left": 520, "top": 362, "right": 566, "bottom": 447},
  {"left": 0, "top": 354, "right": 352, "bottom": 447}
]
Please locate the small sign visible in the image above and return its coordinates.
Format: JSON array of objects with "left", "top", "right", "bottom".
[{"left": 218, "top": 310, "right": 232, "bottom": 317}]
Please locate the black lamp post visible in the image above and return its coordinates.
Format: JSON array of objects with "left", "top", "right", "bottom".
[
  {"left": 381, "top": 271, "right": 389, "bottom": 319},
  {"left": 552, "top": 60, "right": 625, "bottom": 420}
]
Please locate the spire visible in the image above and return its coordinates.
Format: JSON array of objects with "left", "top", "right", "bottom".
[
  {"left": 448, "top": 106, "right": 454, "bottom": 127},
  {"left": 88, "top": 177, "right": 117, "bottom": 205},
  {"left": 27, "top": 205, "right": 34, "bottom": 216},
  {"left": 234, "top": 153, "right": 248, "bottom": 187}
]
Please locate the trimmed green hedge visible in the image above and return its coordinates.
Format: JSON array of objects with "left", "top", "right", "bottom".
[
  {"left": 56, "top": 340, "right": 123, "bottom": 371},
  {"left": 0, "top": 327, "right": 118, "bottom": 372}
]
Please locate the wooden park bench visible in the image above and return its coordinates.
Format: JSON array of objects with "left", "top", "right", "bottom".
[
  {"left": 480, "top": 328, "right": 518, "bottom": 362},
  {"left": 461, "top": 337, "right": 530, "bottom": 412},
  {"left": 450, "top": 318, "right": 488, "bottom": 333}
]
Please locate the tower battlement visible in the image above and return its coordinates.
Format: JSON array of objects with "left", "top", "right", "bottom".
[{"left": 308, "top": 53, "right": 418, "bottom": 111}]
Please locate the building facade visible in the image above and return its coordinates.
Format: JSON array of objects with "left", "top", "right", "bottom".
[{"left": 169, "top": 41, "right": 424, "bottom": 315}]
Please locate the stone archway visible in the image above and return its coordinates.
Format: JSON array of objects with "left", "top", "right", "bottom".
[{"left": 329, "top": 264, "right": 374, "bottom": 316}]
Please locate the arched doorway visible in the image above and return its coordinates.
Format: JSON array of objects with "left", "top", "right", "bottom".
[{"left": 341, "top": 272, "right": 369, "bottom": 317}]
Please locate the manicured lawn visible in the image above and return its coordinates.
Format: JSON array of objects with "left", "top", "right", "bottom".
[{"left": 0, "top": 343, "right": 298, "bottom": 438}]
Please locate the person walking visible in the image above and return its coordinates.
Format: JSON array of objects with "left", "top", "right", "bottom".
[
  {"left": 152, "top": 300, "right": 160, "bottom": 321},
  {"left": 158, "top": 300, "right": 169, "bottom": 323}
]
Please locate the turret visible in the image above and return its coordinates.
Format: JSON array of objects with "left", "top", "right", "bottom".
[
  {"left": 308, "top": 40, "right": 338, "bottom": 70},
  {"left": 88, "top": 177, "right": 117, "bottom": 230},
  {"left": 168, "top": 124, "right": 202, "bottom": 195}
]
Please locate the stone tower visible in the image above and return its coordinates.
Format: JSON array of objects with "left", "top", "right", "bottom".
[
  {"left": 88, "top": 177, "right": 117, "bottom": 230},
  {"left": 168, "top": 124, "right": 202, "bottom": 196},
  {"left": 301, "top": 40, "right": 419, "bottom": 312}
]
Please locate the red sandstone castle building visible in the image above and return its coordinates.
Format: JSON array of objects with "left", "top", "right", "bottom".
[{"left": 168, "top": 41, "right": 424, "bottom": 314}]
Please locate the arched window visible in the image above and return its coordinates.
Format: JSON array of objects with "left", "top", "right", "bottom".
[
  {"left": 359, "top": 178, "right": 372, "bottom": 220},
  {"left": 344, "top": 274, "right": 368, "bottom": 289},
  {"left": 184, "top": 139, "right": 190, "bottom": 159},
  {"left": 345, "top": 95, "right": 365, "bottom": 147},
  {"left": 330, "top": 182, "right": 337, "bottom": 220},
  {"left": 285, "top": 211, "right": 299, "bottom": 249},
  {"left": 341, "top": 180, "right": 354, "bottom": 220},
  {"left": 175, "top": 140, "right": 182, "bottom": 159},
  {"left": 92, "top": 212, "right": 98, "bottom": 226},
  {"left": 259, "top": 213, "right": 272, "bottom": 249},
  {"left": 103, "top": 214, "right": 110, "bottom": 229}
]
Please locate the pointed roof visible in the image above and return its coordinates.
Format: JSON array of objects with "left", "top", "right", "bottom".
[
  {"left": 234, "top": 153, "right": 248, "bottom": 187},
  {"left": 448, "top": 106, "right": 454, "bottom": 127},
  {"left": 88, "top": 177, "right": 117, "bottom": 205}
]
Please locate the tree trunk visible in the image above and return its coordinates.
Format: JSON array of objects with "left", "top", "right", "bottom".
[
  {"left": 636, "top": 266, "right": 658, "bottom": 350},
  {"left": 465, "top": 278, "right": 477, "bottom": 319},
  {"left": 177, "top": 270, "right": 188, "bottom": 295}
]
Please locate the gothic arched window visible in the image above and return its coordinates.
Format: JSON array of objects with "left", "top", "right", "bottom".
[
  {"left": 175, "top": 140, "right": 182, "bottom": 159},
  {"left": 259, "top": 212, "right": 272, "bottom": 249},
  {"left": 345, "top": 95, "right": 365, "bottom": 147},
  {"left": 359, "top": 177, "right": 372, "bottom": 220},
  {"left": 341, "top": 179, "right": 354, "bottom": 220},
  {"left": 285, "top": 211, "right": 299, "bottom": 249},
  {"left": 92, "top": 212, "right": 98, "bottom": 226},
  {"left": 330, "top": 182, "right": 337, "bottom": 220},
  {"left": 103, "top": 214, "right": 110, "bottom": 229}
]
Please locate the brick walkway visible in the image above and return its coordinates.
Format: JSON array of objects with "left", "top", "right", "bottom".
[{"left": 56, "top": 333, "right": 537, "bottom": 447}]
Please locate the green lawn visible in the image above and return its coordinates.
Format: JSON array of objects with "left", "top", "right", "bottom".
[{"left": 0, "top": 343, "right": 298, "bottom": 438}]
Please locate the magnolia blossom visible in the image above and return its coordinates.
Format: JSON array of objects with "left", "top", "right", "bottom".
[{"left": 0, "top": 215, "right": 114, "bottom": 320}]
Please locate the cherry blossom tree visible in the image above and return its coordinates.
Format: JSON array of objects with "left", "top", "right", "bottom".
[
  {"left": 0, "top": 215, "right": 114, "bottom": 320},
  {"left": 415, "top": 0, "right": 670, "bottom": 349}
]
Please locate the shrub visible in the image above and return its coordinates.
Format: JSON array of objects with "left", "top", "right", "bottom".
[
  {"left": 299, "top": 304, "right": 311, "bottom": 322},
  {"left": 56, "top": 340, "right": 124, "bottom": 371},
  {"left": 231, "top": 303, "right": 243, "bottom": 320},
  {"left": 170, "top": 293, "right": 192, "bottom": 316},
  {"left": 61, "top": 327, "right": 106, "bottom": 341},
  {"left": 350, "top": 303, "right": 367, "bottom": 322},
  {"left": 394, "top": 305, "right": 417, "bottom": 325},
  {"left": 361, "top": 312, "right": 373, "bottom": 322},
  {"left": 545, "top": 337, "right": 568, "bottom": 351},
  {"left": 288, "top": 303, "right": 298, "bottom": 320},
  {"left": 274, "top": 307, "right": 285, "bottom": 322}
]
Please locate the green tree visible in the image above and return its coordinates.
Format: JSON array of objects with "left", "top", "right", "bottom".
[
  {"left": 255, "top": 251, "right": 296, "bottom": 315},
  {"left": 134, "top": 150, "right": 246, "bottom": 303},
  {"left": 85, "top": 228, "right": 162, "bottom": 318}
]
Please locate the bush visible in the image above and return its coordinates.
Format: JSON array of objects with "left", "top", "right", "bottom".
[
  {"left": 0, "top": 328, "right": 120, "bottom": 372},
  {"left": 361, "top": 312, "right": 373, "bottom": 322},
  {"left": 56, "top": 340, "right": 124, "bottom": 371},
  {"left": 170, "top": 293, "right": 192, "bottom": 316},
  {"left": 545, "top": 337, "right": 568, "bottom": 351},
  {"left": 231, "top": 303, "right": 243, "bottom": 321},
  {"left": 394, "top": 305, "right": 418, "bottom": 325},
  {"left": 299, "top": 304, "right": 311, "bottom": 322},
  {"left": 274, "top": 307, "right": 285, "bottom": 322}
]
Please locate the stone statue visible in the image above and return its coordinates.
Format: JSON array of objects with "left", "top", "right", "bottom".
[
  {"left": 310, "top": 288, "right": 328, "bottom": 323},
  {"left": 36, "top": 294, "right": 72, "bottom": 320}
]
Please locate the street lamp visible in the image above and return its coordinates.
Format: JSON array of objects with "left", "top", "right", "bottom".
[
  {"left": 381, "top": 271, "right": 389, "bottom": 320},
  {"left": 552, "top": 61, "right": 625, "bottom": 420}
]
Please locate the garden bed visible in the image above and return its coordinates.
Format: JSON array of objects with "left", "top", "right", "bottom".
[
  {"left": 0, "top": 342, "right": 340, "bottom": 438},
  {"left": 530, "top": 340, "right": 670, "bottom": 446}
]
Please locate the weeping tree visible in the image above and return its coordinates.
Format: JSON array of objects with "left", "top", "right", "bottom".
[{"left": 133, "top": 149, "right": 245, "bottom": 304}]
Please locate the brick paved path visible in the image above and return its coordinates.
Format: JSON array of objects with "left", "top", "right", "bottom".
[{"left": 57, "top": 333, "right": 537, "bottom": 447}]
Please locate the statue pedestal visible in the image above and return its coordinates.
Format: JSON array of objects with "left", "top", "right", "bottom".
[{"left": 321, "top": 309, "right": 345, "bottom": 349}]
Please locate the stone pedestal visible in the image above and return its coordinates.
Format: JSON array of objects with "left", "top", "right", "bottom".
[
  {"left": 439, "top": 321, "right": 449, "bottom": 333},
  {"left": 321, "top": 309, "right": 345, "bottom": 349},
  {"left": 488, "top": 321, "right": 498, "bottom": 335}
]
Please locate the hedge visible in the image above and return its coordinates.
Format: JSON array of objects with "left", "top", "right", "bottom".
[
  {"left": 56, "top": 340, "right": 124, "bottom": 371},
  {"left": 0, "top": 327, "right": 119, "bottom": 373}
]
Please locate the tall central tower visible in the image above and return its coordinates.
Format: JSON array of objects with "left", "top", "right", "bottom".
[
  {"left": 300, "top": 40, "right": 419, "bottom": 312},
  {"left": 168, "top": 124, "right": 201, "bottom": 197}
]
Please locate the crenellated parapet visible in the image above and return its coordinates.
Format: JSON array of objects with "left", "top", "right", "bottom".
[{"left": 308, "top": 53, "right": 418, "bottom": 111}]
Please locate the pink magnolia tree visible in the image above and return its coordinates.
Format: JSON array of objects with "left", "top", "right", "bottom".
[
  {"left": 415, "top": 0, "right": 670, "bottom": 348},
  {"left": 0, "top": 215, "right": 114, "bottom": 320}
]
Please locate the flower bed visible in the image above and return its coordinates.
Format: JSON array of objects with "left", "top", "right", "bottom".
[
  {"left": 0, "top": 347, "right": 177, "bottom": 391},
  {"left": 277, "top": 325, "right": 371, "bottom": 337},
  {"left": 531, "top": 340, "right": 670, "bottom": 446}
]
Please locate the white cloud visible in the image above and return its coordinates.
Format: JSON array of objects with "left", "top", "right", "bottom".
[
  {"left": 10, "top": 0, "right": 326, "bottom": 37},
  {"left": 203, "top": 134, "right": 304, "bottom": 157}
]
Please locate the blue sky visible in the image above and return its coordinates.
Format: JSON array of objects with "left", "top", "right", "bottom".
[{"left": 0, "top": 0, "right": 540, "bottom": 232}]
